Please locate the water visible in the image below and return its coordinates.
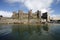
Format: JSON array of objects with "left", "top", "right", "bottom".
[{"left": 0, "top": 24, "right": 60, "bottom": 40}]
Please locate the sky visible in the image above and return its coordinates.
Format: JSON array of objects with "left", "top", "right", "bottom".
[{"left": 0, "top": 0, "right": 60, "bottom": 17}]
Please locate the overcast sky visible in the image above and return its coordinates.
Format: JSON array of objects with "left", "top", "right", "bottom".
[{"left": 0, "top": 0, "right": 60, "bottom": 17}]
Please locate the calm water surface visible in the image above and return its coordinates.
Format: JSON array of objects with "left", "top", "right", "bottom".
[{"left": 0, "top": 24, "right": 60, "bottom": 40}]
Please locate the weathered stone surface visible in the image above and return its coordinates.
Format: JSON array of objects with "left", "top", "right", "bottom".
[
  {"left": 37, "top": 10, "right": 41, "bottom": 23},
  {"left": 12, "top": 11, "right": 18, "bottom": 19},
  {"left": 28, "top": 10, "right": 32, "bottom": 19},
  {"left": 18, "top": 10, "right": 23, "bottom": 19},
  {"left": 37, "top": 10, "right": 41, "bottom": 19}
]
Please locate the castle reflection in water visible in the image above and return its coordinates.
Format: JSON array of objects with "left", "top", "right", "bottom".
[{"left": 12, "top": 24, "right": 52, "bottom": 40}]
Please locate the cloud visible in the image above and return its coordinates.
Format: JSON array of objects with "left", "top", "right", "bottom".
[
  {"left": 4, "top": 0, "right": 25, "bottom": 4},
  {"left": 50, "top": 14, "right": 60, "bottom": 18},
  {"left": 5, "top": 0, "right": 20, "bottom": 3},
  {"left": 50, "top": 14, "right": 60, "bottom": 20},
  {"left": 24, "top": 0, "right": 54, "bottom": 12},
  {"left": 4, "top": 0, "right": 56, "bottom": 17},
  {"left": 4, "top": 0, "right": 54, "bottom": 12},
  {"left": 0, "top": 10, "right": 13, "bottom": 17},
  {"left": 56, "top": 0, "right": 60, "bottom": 4}
]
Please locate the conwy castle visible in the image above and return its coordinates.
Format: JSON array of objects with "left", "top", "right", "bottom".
[{"left": 0, "top": 10, "right": 50, "bottom": 24}]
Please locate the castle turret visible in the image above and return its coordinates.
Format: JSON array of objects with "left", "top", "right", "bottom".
[
  {"left": 28, "top": 10, "right": 32, "bottom": 18},
  {"left": 12, "top": 11, "right": 17, "bottom": 19},
  {"left": 47, "top": 13, "right": 50, "bottom": 22},
  {"left": 41, "top": 12, "right": 50, "bottom": 22},
  {"left": 37, "top": 10, "right": 41, "bottom": 23},
  {"left": 28, "top": 10, "right": 32, "bottom": 23},
  {"left": 18, "top": 10, "right": 23, "bottom": 20}
]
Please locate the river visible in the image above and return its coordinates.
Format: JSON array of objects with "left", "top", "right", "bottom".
[{"left": 0, "top": 24, "right": 60, "bottom": 40}]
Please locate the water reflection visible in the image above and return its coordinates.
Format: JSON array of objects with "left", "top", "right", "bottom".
[
  {"left": 0, "top": 24, "right": 12, "bottom": 40},
  {"left": 12, "top": 24, "right": 53, "bottom": 40},
  {"left": 49, "top": 24, "right": 60, "bottom": 40},
  {"left": 42, "top": 24, "right": 49, "bottom": 31},
  {"left": 0, "top": 24, "right": 60, "bottom": 40}
]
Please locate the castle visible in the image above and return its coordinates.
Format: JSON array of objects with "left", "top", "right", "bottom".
[
  {"left": 12, "top": 10, "right": 50, "bottom": 23},
  {"left": 12, "top": 10, "right": 37, "bottom": 19}
]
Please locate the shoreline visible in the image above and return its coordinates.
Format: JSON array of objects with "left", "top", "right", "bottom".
[{"left": 0, "top": 19, "right": 60, "bottom": 25}]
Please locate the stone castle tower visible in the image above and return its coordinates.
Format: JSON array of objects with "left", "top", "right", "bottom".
[
  {"left": 12, "top": 11, "right": 18, "bottom": 19},
  {"left": 18, "top": 10, "right": 23, "bottom": 20},
  {"left": 28, "top": 10, "right": 32, "bottom": 19},
  {"left": 37, "top": 10, "right": 41, "bottom": 23},
  {"left": 28, "top": 10, "right": 32, "bottom": 23},
  {"left": 46, "top": 12, "right": 50, "bottom": 22},
  {"left": 37, "top": 10, "right": 41, "bottom": 19}
]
